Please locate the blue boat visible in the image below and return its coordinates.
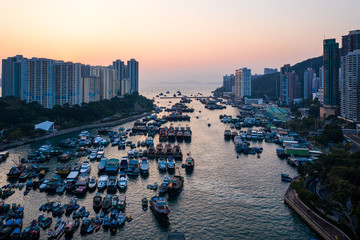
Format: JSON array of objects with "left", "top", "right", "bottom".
[
  {"left": 102, "top": 215, "right": 110, "bottom": 228},
  {"left": 4, "top": 219, "right": 13, "bottom": 227},
  {"left": 13, "top": 218, "right": 22, "bottom": 228},
  {"left": 127, "top": 160, "right": 139, "bottom": 176},
  {"left": 10, "top": 228, "right": 21, "bottom": 239},
  {"left": 109, "top": 219, "right": 117, "bottom": 232},
  {"left": 105, "top": 158, "right": 119, "bottom": 174}
]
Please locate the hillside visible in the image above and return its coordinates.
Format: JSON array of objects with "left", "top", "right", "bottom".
[{"left": 252, "top": 56, "right": 323, "bottom": 98}]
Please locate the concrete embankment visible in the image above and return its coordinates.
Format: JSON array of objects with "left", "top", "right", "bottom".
[
  {"left": 0, "top": 112, "right": 151, "bottom": 151},
  {"left": 284, "top": 187, "right": 351, "bottom": 240}
]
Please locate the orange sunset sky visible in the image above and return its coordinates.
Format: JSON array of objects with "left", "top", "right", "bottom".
[{"left": 0, "top": 0, "right": 359, "bottom": 87}]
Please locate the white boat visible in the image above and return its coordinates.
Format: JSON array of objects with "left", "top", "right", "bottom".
[
  {"left": 88, "top": 151, "right": 97, "bottom": 160},
  {"left": 139, "top": 157, "right": 150, "bottom": 173},
  {"left": 89, "top": 176, "right": 97, "bottom": 189},
  {"left": 98, "top": 175, "right": 109, "bottom": 190},
  {"left": 251, "top": 130, "right": 258, "bottom": 140},
  {"left": 158, "top": 157, "right": 167, "bottom": 171},
  {"left": 80, "top": 160, "right": 91, "bottom": 174},
  {"left": 118, "top": 173, "right": 127, "bottom": 189}
]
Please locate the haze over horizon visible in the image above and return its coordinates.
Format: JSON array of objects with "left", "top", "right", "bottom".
[{"left": 0, "top": 0, "right": 359, "bottom": 86}]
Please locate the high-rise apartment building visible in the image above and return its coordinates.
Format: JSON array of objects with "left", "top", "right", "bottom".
[
  {"left": 90, "top": 67, "right": 119, "bottom": 100},
  {"left": 235, "top": 68, "right": 251, "bottom": 98},
  {"left": 82, "top": 75, "right": 101, "bottom": 103},
  {"left": 1, "top": 55, "right": 26, "bottom": 99},
  {"left": 24, "top": 58, "right": 56, "bottom": 108},
  {"left": 55, "top": 62, "right": 82, "bottom": 106},
  {"left": 280, "top": 64, "right": 298, "bottom": 105},
  {"left": 264, "top": 68, "right": 278, "bottom": 75},
  {"left": 340, "top": 50, "right": 360, "bottom": 122},
  {"left": 223, "top": 74, "right": 235, "bottom": 92},
  {"left": 319, "top": 66, "right": 324, "bottom": 89},
  {"left": 342, "top": 30, "right": 360, "bottom": 56},
  {"left": 121, "top": 79, "right": 131, "bottom": 96},
  {"left": 304, "top": 68, "right": 315, "bottom": 99},
  {"left": 127, "top": 59, "right": 138, "bottom": 94}
]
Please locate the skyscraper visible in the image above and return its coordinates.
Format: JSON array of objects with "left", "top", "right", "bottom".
[
  {"left": 55, "top": 62, "right": 82, "bottom": 106},
  {"left": 223, "top": 74, "right": 235, "bottom": 92},
  {"left": 127, "top": 59, "right": 139, "bottom": 94},
  {"left": 113, "top": 59, "right": 126, "bottom": 93},
  {"left": 235, "top": 68, "right": 251, "bottom": 98},
  {"left": 90, "top": 66, "right": 119, "bottom": 100},
  {"left": 264, "top": 68, "right": 278, "bottom": 75},
  {"left": 340, "top": 50, "right": 360, "bottom": 122},
  {"left": 322, "top": 39, "right": 340, "bottom": 118},
  {"left": 304, "top": 68, "right": 315, "bottom": 99},
  {"left": 1, "top": 55, "right": 26, "bottom": 99}
]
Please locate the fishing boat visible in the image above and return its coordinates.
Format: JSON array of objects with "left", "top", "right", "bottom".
[
  {"left": 173, "top": 145, "right": 183, "bottom": 160},
  {"left": 118, "top": 173, "right": 127, "bottom": 189},
  {"left": 167, "top": 156, "right": 175, "bottom": 172},
  {"left": 147, "top": 146, "right": 156, "bottom": 158},
  {"left": 56, "top": 181, "right": 66, "bottom": 194},
  {"left": 127, "top": 160, "right": 139, "bottom": 176},
  {"left": 97, "top": 175, "right": 108, "bottom": 191},
  {"left": 117, "top": 194, "right": 126, "bottom": 211},
  {"left": 183, "top": 152, "right": 194, "bottom": 170},
  {"left": 98, "top": 157, "right": 108, "bottom": 173},
  {"left": 10, "top": 228, "right": 21, "bottom": 240},
  {"left": 80, "top": 218, "right": 90, "bottom": 235},
  {"left": 139, "top": 157, "right": 150, "bottom": 174},
  {"left": 102, "top": 215, "right": 110, "bottom": 228},
  {"left": 168, "top": 167, "right": 184, "bottom": 193},
  {"left": 88, "top": 176, "right": 97, "bottom": 190},
  {"left": 102, "top": 195, "right": 112, "bottom": 209},
  {"left": 52, "top": 221, "right": 66, "bottom": 239},
  {"left": 150, "top": 196, "right": 170, "bottom": 217},
  {"left": 156, "top": 143, "right": 165, "bottom": 158},
  {"left": 64, "top": 222, "right": 75, "bottom": 236},
  {"left": 119, "top": 157, "right": 128, "bottom": 173},
  {"left": 109, "top": 219, "right": 117, "bottom": 232},
  {"left": 281, "top": 173, "right": 293, "bottom": 182},
  {"left": 158, "top": 157, "right": 167, "bottom": 171},
  {"left": 107, "top": 176, "right": 117, "bottom": 193},
  {"left": 112, "top": 195, "right": 119, "bottom": 209},
  {"left": 117, "top": 212, "right": 126, "bottom": 226},
  {"left": 224, "top": 129, "right": 231, "bottom": 140},
  {"left": 164, "top": 144, "right": 173, "bottom": 156},
  {"left": 93, "top": 193, "right": 102, "bottom": 209}
]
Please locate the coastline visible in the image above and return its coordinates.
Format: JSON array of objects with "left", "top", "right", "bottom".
[
  {"left": 284, "top": 181, "right": 351, "bottom": 240},
  {"left": 0, "top": 111, "right": 151, "bottom": 151}
]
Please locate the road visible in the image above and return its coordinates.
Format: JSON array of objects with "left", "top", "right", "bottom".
[{"left": 344, "top": 133, "right": 360, "bottom": 153}]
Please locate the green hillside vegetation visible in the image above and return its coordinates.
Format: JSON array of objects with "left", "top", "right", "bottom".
[
  {"left": 252, "top": 56, "right": 323, "bottom": 98},
  {"left": 0, "top": 94, "right": 154, "bottom": 140}
]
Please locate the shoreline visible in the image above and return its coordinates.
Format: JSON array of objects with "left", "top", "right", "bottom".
[
  {"left": 284, "top": 182, "right": 351, "bottom": 240},
  {"left": 0, "top": 111, "right": 151, "bottom": 151}
]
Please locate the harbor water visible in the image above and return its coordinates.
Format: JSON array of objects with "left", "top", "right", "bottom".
[{"left": 1, "top": 85, "right": 318, "bottom": 239}]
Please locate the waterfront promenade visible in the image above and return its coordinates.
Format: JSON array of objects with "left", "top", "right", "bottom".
[
  {"left": 284, "top": 187, "right": 351, "bottom": 240},
  {"left": 0, "top": 112, "right": 150, "bottom": 151}
]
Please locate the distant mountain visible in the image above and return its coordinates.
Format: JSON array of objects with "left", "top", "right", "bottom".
[
  {"left": 251, "top": 56, "right": 323, "bottom": 98},
  {"left": 159, "top": 80, "right": 219, "bottom": 85}
]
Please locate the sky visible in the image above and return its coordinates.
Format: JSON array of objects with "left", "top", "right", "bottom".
[{"left": 0, "top": 0, "right": 359, "bottom": 87}]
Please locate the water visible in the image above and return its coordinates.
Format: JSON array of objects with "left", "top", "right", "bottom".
[{"left": 1, "top": 84, "right": 318, "bottom": 239}]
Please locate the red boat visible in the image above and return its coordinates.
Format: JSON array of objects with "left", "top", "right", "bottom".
[
  {"left": 168, "top": 167, "right": 184, "bottom": 193},
  {"left": 150, "top": 196, "right": 170, "bottom": 217}
]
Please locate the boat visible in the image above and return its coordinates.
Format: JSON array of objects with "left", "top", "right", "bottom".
[
  {"left": 80, "top": 161, "right": 91, "bottom": 174},
  {"left": 102, "top": 195, "right": 112, "bottom": 209},
  {"left": 105, "top": 158, "right": 120, "bottom": 174},
  {"left": 183, "top": 152, "right": 194, "bottom": 170},
  {"left": 109, "top": 219, "right": 117, "bottom": 232},
  {"left": 117, "top": 212, "right": 126, "bottom": 226},
  {"left": 173, "top": 145, "right": 183, "bottom": 160},
  {"left": 142, "top": 197, "right": 148, "bottom": 210},
  {"left": 147, "top": 146, "right": 156, "bottom": 158},
  {"left": 112, "top": 195, "right": 119, "bottom": 209},
  {"left": 117, "top": 194, "right": 126, "bottom": 211},
  {"left": 56, "top": 181, "right": 66, "bottom": 194},
  {"left": 107, "top": 176, "right": 117, "bottom": 192},
  {"left": 127, "top": 160, "right": 139, "bottom": 176},
  {"left": 167, "top": 156, "right": 175, "bottom": 171},
  {"left": 168, "top": 167, "right": 184, "bottom": 193},
  {"left": 150, "top": 196, "right": 170, "bottom": 217},
  {"left": 10, "top": 228, "right": 21, "bottom": 240},
  {"left": 118, "top": 173, "right": 127, "bottom": 189},
  {"left": 73, "top": 176, "right": 89, "bottom": 196},
  {"left": 224, "top": 129, "right": 231, "bottom": 140},
  {"left": 52, "top": 221, "right": 66, "bottom": 239},
  {"left": 93, "top": 193, "right": 102, "bottom": 209},
  {"left": 40, "top": 217, "right": 52, "bottom": 229},
  {"left": 158, "top": 157, "right": 167, "bottom": 171},
  {"left": 139, "top": 157, "right": 150, "bottom": 174},
  {"left": 102, "top": 215, "right": 110, "bottom": 228},
  {"left": 119, "top": 157, "right": 128, "bottom": 173},
  {"left": 64, "top": 222, "right": 74, "bottom": 236},
  {"left": 98, "top": 157, "right": 108, "bottom": 172},
  {"left": 281, "top": 173, "right": 293, "bottom": 182},
  {"left": 80, "top": 218, "right": 90, "bottom": 235},
  {"left": 88, "top": 176, "right": 97, "bottom": 190},
  {"left": 97, "top": 175, "right": 109, "bottom": 190},
  {"left": 156, "top": 143, "right": 165, "bottom": 157},
  {"left": 86, "top": 218, "right": 96, "bottom": 233}
]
